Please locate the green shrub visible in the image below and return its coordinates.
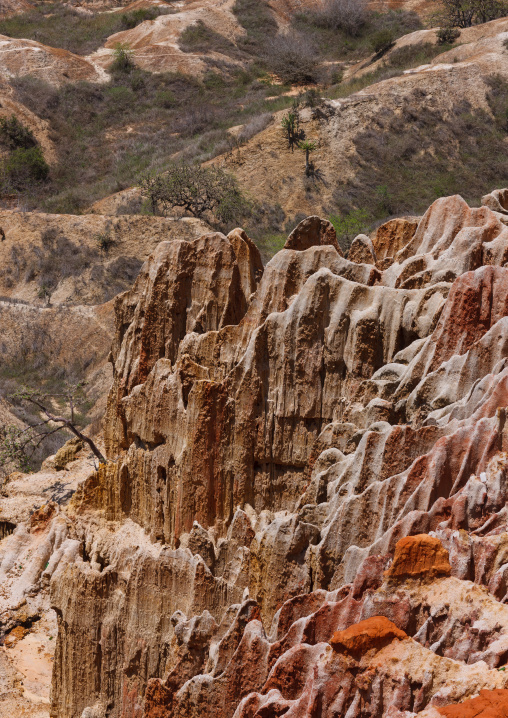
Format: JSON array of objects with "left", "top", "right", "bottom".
[
  {"left": 95, "top": 230, "right": 114, "bottom": 253},
  {"left": 329, "top": 209, "right": 370, "bottom": 253},
  {"left": 370, "top": 29, "right": 395, "bottom": 54},
  {"left": 110, "top": 43, "right": 135, "bottom": 75},
  {"left": 0, "top": 115, "right": 37, "bottom": 150},
  {"left": 331, "top": 68, "right": 344, "bottom": 84},
  {"left": 156, "top": 90, "right": 176, "bottom": 108},
  {"left": 436, "top": 26, "right": 460, "bottom": 44},
  {"left": 0, "top": 4, "right": 125, "bottom": 55},
  {"left": 4, "top": 147, "right": 49, "bottom": 189}
]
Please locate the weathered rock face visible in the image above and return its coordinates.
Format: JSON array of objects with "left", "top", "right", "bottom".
[{"left": 45, "top": 192, "right": 508, "bottom": 718}]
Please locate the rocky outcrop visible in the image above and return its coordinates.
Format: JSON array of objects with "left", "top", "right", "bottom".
[{"left": 1, "top": 190, "right": 507, "bottom": 718}]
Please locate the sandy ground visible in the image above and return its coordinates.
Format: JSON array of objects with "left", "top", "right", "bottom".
[{"left": 0, "top": 611, "right": 55, "bottom": 718}]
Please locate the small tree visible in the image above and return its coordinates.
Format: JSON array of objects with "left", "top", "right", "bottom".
[
  {"left": 299, "top": 140, "right": 317, "bottom": 177},
  {"left": 0, "top": 386, "right": 106, "bottom": 477},
  {"left": 140, "top": 163, "right": 249, "bottom": 224},
  {"left": 436, "top": 26, "right": 461, "bottom": 43},
  {"left": 434, "top": 0, "right": 507, "bottom": 28},
  {"left": 111, "top": 42, "right": 135, "bottom": 74},
  {"left": 281, "top": 110, "right": 300, "bottom": 151}
]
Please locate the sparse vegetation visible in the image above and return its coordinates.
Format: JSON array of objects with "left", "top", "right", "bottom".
[
  {"left": 233, "top": 0, "right": 278, "bottom": 52},
  {"left": 328, "top": 42, "right": 457, "bottom": 100},
  {"left": 291, "top": 7, "right": 421, "bottom": 64},
  {"left": 0, "top": 0, "right": 505, "bottom": 261},
  {"left": 332, "top": 75, "right": 508, "bottom": 229},
  {"left": 8, "top": 65, "right": 297, "bottom": 215}
]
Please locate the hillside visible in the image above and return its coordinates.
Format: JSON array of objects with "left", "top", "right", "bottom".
[{"left": 216, "top": 17, "right": 508, "bottom": 237}]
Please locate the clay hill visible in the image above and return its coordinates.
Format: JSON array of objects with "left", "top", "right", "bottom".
[{"left": 1, "top": 186, "right": 508, "bottom": 717}]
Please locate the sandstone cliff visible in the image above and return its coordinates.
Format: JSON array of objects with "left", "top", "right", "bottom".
[{"left": 0, "top": 189, "right": 501, "bottom": 717}]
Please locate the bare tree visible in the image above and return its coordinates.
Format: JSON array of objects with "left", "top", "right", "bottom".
[
  {"left": 316, "top": 0, "right": 368, "bottom": 35},
  {"left": 0, "top": 386, "right": 106, "bottom": 477}
]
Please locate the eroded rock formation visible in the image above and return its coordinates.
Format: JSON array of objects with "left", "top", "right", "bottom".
[{"left": 2, "top": 190, "right": 508, "bottom": 717}]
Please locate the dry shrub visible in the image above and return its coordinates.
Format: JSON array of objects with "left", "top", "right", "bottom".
[
  {"left": 263, "top": 31, "right": 321, "bottom": 84},
  {"left": 315, "top": 0, "right": 368, "bottom": 35}
]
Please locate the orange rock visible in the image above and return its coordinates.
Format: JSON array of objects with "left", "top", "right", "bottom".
[
  {"left": 329, "top": 616, "right": 407, "bottom": 657},
  {"left": 386, "top": 534, "right": 451, "bottom": 581},
  {"left": 437, "top": 688, "right": 508, "bottom": 718},
  {"left": 284, "top": 216, "right": 343, "bottom": 254}
]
